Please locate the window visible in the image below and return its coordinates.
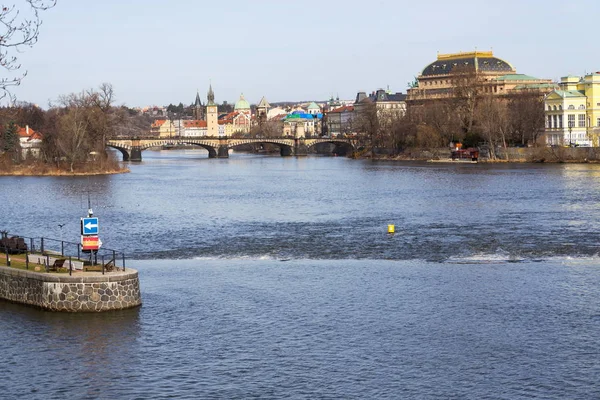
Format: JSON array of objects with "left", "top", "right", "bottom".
[
  {"left": 547, "top": 115, "right": 552, "bottom": 128},
  {"left": 548, "top": 105, "right": 552, "bottom": 111},
  {"left": 597, "top": 118, "right": 600, "bottom": 127},
  {"left": 559, "top": 105, "right": 563, "bottom": 110},
  {"left": 579, "top": 104, "right": 585, "bottom": 109},
  {"left": 579, "top": 114, "right": 586, "bottom": 127},
  {"left": 568, "top": 114, "right": 575, "bottom": 127},
  {"left": 559, "top": 115, "right": 563, "bottom": 128},
  {"left": 553, "top": 105, "right": 557, "bottom": 111},
  {"left": 568, "top": 105, "right": 575, "bottom": 110}
]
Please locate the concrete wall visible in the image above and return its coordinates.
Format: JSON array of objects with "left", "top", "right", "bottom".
[{"left": 0, "top": 266, "right": 142, "bottom": 312}]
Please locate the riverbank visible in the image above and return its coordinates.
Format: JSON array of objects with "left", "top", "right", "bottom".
[
  {"left": 371, "top": 146, "right": 600, "bottom": 163},
  {"left": 0, "top": 164, "right": 130, "bottom": 176}
]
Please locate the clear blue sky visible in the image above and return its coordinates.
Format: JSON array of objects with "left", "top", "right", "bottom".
[{"left": 9, "top": 0, "right": 600, "bottom": 108}]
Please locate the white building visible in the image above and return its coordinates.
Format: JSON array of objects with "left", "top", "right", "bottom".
[
  {"left": 544, "top": 88, "right": 591, "bottom": 147},
  {"left": 18, "top": 125, "right": 43, "bottom": 158}
]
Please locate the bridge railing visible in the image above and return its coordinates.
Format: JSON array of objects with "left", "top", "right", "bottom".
[{"left": 107, "top": 135, "right": 353, "bottom": 141}]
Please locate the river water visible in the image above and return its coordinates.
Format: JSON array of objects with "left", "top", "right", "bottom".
[{"left": 1, "top": 150, "right": 600, "bottom": 398}]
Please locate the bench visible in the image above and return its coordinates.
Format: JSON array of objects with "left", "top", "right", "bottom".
[
  {"left": 63, "top": 259, "right": 84, "bottom": 270},
  {"left": 48, "top": 259, "right": 65, "bottom": 272},
  {"left": 27, "top": 254, "right": 84, "bottom": 271}
]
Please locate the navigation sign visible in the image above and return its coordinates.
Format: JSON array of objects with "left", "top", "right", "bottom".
[
  {"left": 81, "top": 235, "right": 100, "bottom": 251},
  {"left": 81, "top": 217, "right": 99, "bottom": 235}
]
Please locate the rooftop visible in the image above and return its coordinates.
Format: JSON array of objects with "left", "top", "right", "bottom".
[
  {"left": 421, "top": 50, "right": 515, "bottom": 77},
  {"left": 496, "top": 74, "right": 543, "bottom": 81},
  {"left": 553, "top": 90, "right": 586, "bottom": 98}
]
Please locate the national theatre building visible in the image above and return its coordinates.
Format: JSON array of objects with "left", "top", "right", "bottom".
[{"left": 407, "top": 51, "right": 555, "bottom": 104}]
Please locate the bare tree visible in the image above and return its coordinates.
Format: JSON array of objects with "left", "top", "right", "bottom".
[
  {"left": 0, "top": 0, "right": 56, "bottom": 101},
  {"left": 477, "top": 95, "right": 510, "bottom": 160},
  {"left": 507, "top": 90, "right": 545, "bottom": 146},
  {"left": 112, "top": 106, "right": 152, "bottom": 137},
  {"left": 451, "top": 65, "right": 483, "bottom": 135},
  {"left": 55, "top": 105, "right": 88, "bottom": 172},
  {"left": 43, "top": 83, "right": 122, "bottom": 171},
  {"left": 354, "top": 101, "right": 380, "bottom": 155}
]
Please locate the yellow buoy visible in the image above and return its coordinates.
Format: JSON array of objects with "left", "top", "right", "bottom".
[{"left": 388, "top": 224, "right": 395, "bottom": 234}]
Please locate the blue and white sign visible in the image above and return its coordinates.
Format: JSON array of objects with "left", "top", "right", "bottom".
[{"left": 81, "top": 217, "right": 99, "bottom": 235}]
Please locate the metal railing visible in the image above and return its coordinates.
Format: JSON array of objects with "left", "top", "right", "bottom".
[{"left": 0, "top": 232, "right": 126, "bottom": 275}]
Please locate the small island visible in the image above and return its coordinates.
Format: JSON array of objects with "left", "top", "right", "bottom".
[{"left": 0, "top": 83, "right": 148, "bottom": 176}]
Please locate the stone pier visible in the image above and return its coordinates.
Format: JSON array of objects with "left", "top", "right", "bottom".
[{"left": 0, "top": 266, "right": 142, "bottom": 312}]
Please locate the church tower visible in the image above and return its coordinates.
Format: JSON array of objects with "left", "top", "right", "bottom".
[
  {"left": 256, "top": 96, "right": 270, "bottom": 125},
  {"left": 193, "top": 91, "right": 205, "bottom": 120},
  {"left": 206, "top": 84, "right": 219, "bottom": 136}
]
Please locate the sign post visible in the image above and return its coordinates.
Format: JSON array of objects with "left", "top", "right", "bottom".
[
  {"left": 80, "top": 210, "right": 101, "bottom": 263},
  {"left": 81, "top": 236, "right": 100, "bottom": 251},
  {"left": 81, "top": 217, "right": 99, "bottom": 236}
]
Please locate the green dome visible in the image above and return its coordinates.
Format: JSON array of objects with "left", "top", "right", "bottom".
[{"left": 234, "top": 94, "right": 250, "bottom": 110}]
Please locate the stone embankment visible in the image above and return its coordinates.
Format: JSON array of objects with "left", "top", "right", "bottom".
[
  {"left": 375, "top": 147, "right": 600, "bottom": 163},
  {"left": 0, "top": 266, "right": 141, "bottom": 312}
]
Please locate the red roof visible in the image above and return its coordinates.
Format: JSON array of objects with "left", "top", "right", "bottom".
[
  {"left": 17, "top": 126, "right": 42, "bottom": 140},
  {"left": 329, "top": 105, "right": 354, "bottom": 113},
  {"left": 151, "top": 119, "right": 167, "bottom": 128},
  {"left": 220, "top": 111, "right": 239, "bottom": 121},
  {"left": 183, "top": 120, "right": 207, "bottom": 128}
]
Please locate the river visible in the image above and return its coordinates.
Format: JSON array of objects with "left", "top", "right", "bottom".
[{"left": 1, "top": 150, "right": 599, "bottom": 398}]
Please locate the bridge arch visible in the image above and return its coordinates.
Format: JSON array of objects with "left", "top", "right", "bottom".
[
  {"left": 106, "top": 144, "right": 132, "bottom": 161},
  {"left": 177, "top": 140, "right": 218, "bottom": 158},
  {"left": 305, "top": 139, "right": 356, "bottom": 156},
  {"left": 228, "top": 139, "right": 295, "bottom": 157}
]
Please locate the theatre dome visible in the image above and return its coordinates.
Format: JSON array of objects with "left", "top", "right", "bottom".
[{"left": 420, "top": 51, "right": 515, "bottom": 77}]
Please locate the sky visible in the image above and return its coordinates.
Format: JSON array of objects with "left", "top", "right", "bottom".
[{"left": 7, "top": 0, "right": 600, "bottom": 108}]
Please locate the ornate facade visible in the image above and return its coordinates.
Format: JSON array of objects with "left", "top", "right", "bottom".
[
  {"left": 544, "top": 73, "right": 600, "bottom": 147},
  {"left": 407, "top": 51, "right": 554, "bottom": 103}
]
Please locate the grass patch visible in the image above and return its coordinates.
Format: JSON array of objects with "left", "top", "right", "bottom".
[{"left": 0, "top": 254, "right": 72, "bottom": 273}]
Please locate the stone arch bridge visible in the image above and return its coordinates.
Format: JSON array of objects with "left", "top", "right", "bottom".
[{"left": 106, "top": 136, "right": 356, "bottom": 161}]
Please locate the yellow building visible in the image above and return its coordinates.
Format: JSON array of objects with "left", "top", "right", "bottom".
[
  {"left": 407, "top": 50, "right": 554, "bottom": 103},
  {"left": 544, "top": 73, "right": 600, "bottom": 146},
  {"left": 151, "top": 119, "right": 177, "bottom": 137}
]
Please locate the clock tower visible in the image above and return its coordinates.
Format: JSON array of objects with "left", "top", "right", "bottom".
[{"left": 206, "top": 84, "right": 218, "bottom": 137}]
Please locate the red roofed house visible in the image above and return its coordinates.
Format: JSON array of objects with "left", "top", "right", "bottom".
[
  {"left": 17, "top": 125, "right": 43, "bottom": 158},
  {"left": 182, "top": 120, "right": 208, "bottom": 136}
]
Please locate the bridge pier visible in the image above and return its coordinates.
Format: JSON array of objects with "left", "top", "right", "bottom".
[
  {"left": 130, "top": 147, "right": 142, "bottom": 162},
  {"left": 217, "top": 145, "right": 229, "bottom": 158},
  {"left": 294, "top": 138, "right": 308, "bottom": 157}
]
